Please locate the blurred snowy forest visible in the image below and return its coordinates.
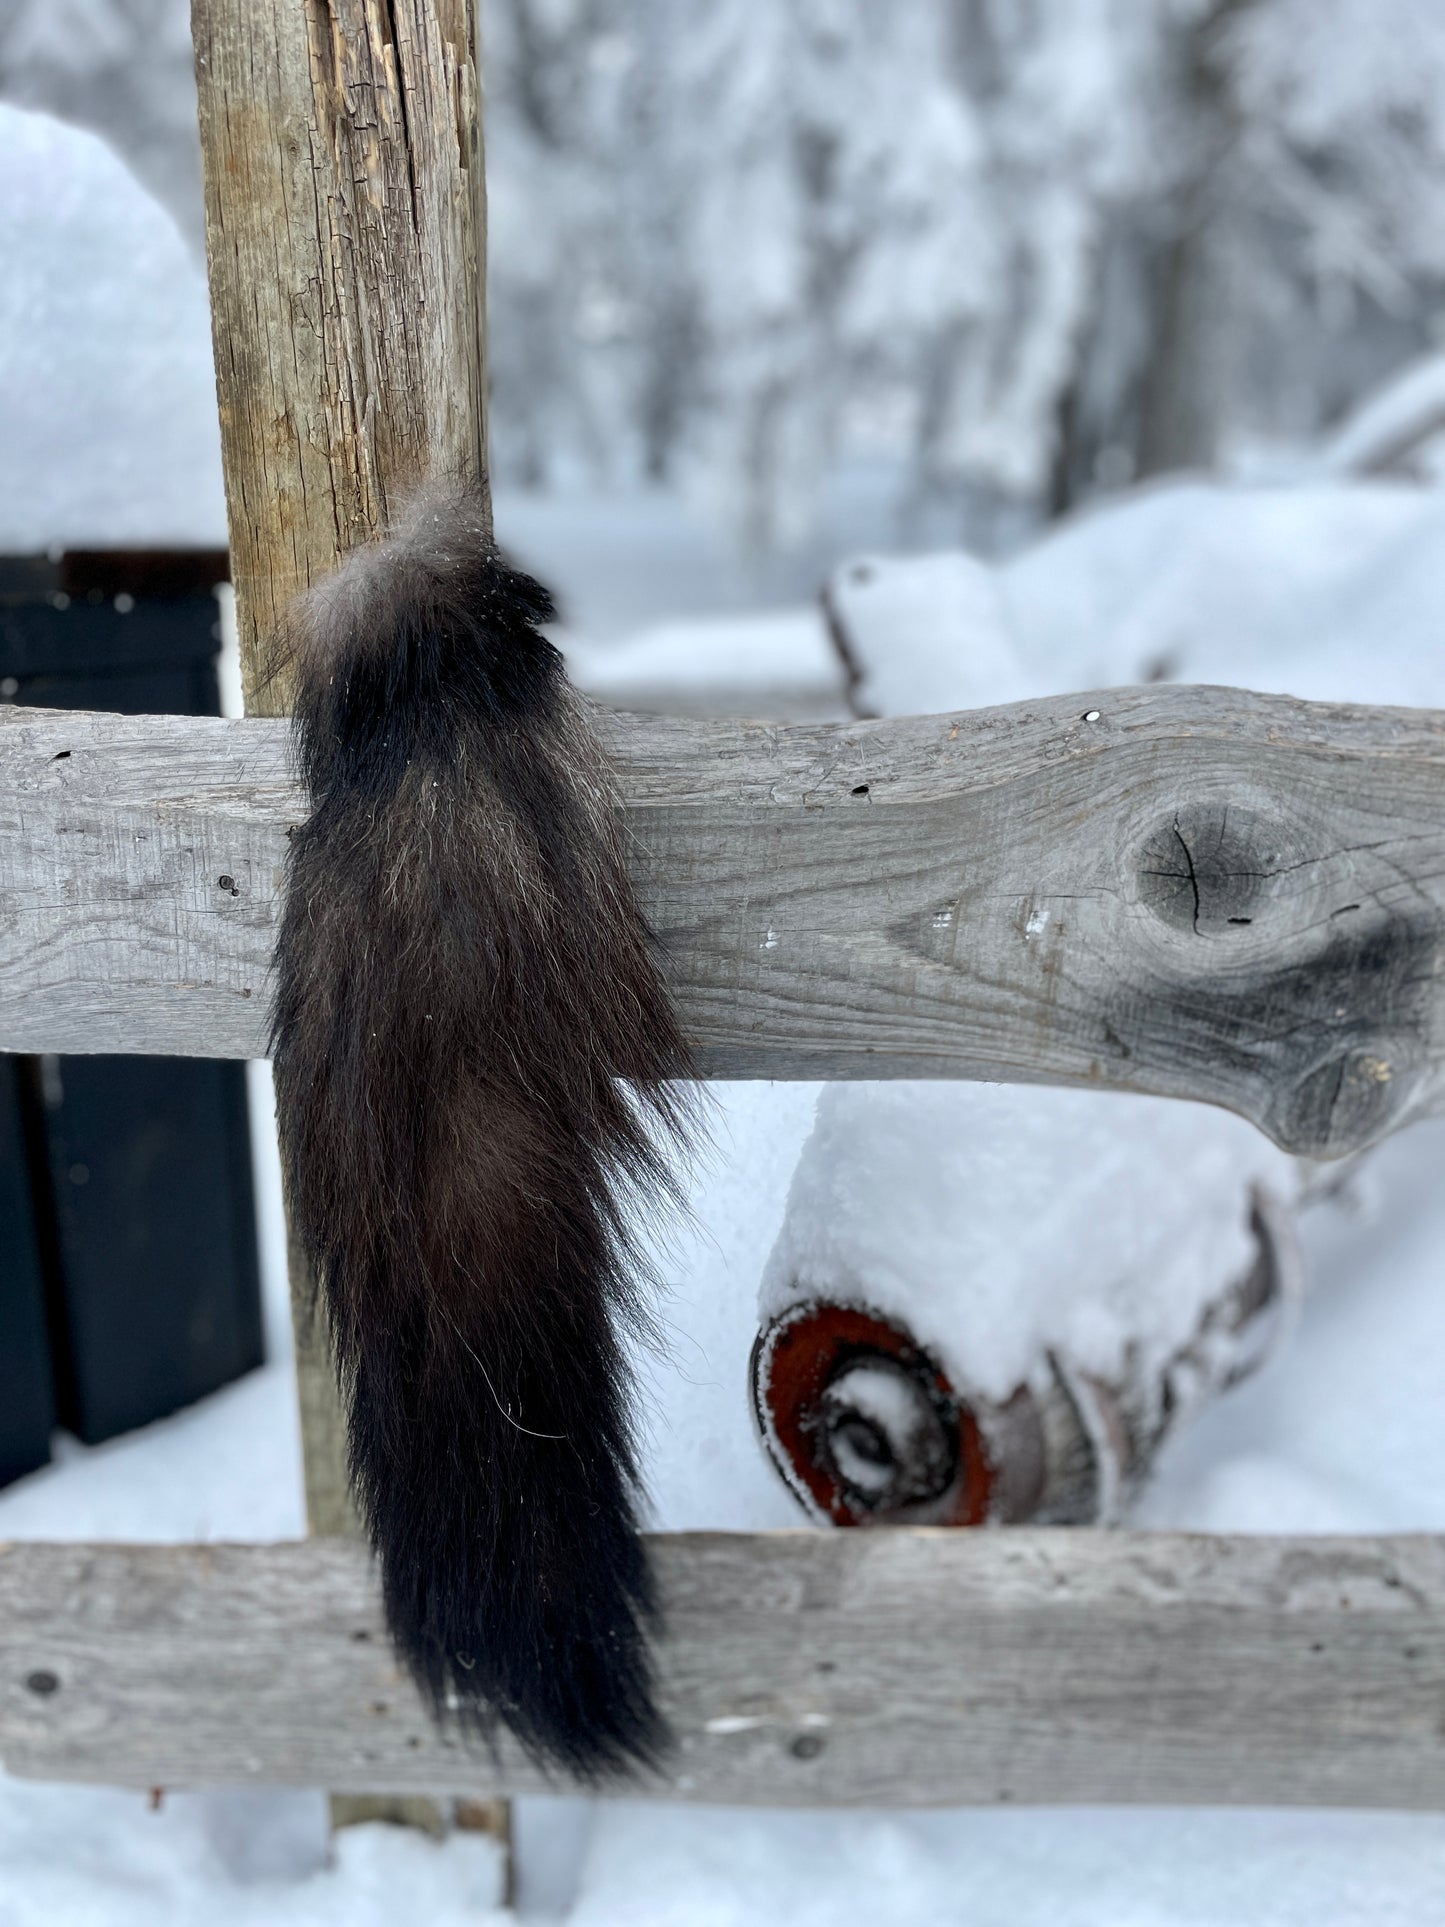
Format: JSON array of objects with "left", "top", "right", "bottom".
[{"left": 7, "top": 0, "right": 1445, "bottom": 549}]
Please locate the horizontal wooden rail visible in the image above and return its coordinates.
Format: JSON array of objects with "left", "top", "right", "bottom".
[
  {"left": 3, "top": 1531, "right": 1444, "bottom": 1806},
  {"left": 2, "top": 687, "right": 1444, "bottom": 1155}
]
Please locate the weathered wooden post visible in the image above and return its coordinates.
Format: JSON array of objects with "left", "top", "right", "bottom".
[{"left": 190, "top": 0, "right": 502, "bottom": 1855}]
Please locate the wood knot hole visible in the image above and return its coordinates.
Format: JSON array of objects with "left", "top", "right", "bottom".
[{"left": 1136, "top": 804, "right": 1288, "bottom": 935}]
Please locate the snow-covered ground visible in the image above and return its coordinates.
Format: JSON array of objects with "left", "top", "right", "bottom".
[{"left": 6, "top": 99, "right": 1445, "bottom": 1927}]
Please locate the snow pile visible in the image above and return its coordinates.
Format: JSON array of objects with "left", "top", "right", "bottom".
[
  {"left": 760, "top": 1083, "right": 1296, "bottom": 1406},
  {"left": 564, "top": 608, "right": 842, "bottom": 719},
  {"left": 828, "top": 550, "right": 1026, "bottom": 717},
  {"left": 0, "top": 1778, "right": 506, "bottom": 1927},
  {"left": 0, "top": 103, "right": 226, "bottom": 551},
  {"left": 567, "top": 1801, "right": 1445, "bottom": 1927},
  {"left": 631, "top": 1082, "right": 822, "bottom": 1534},
  {"left": 0, "top": 0, "right": 204, "bottom": 254},
  {"left": 1141, "top": 1113, "right": 1445, "bottom": 1535},
  {"left": 830, "top": 478, "right": 1445, "bottom": 715}
]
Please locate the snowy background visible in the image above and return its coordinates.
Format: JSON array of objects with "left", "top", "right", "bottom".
[{"left": 5, "top": 1, "right": 1445, "bottom": 1920}]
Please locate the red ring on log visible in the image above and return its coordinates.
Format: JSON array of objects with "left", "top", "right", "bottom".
[{"left": 750, "top": 1301, "right": 996, "bottom": 1527}]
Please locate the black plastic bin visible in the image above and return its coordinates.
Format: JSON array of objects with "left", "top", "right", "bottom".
[{"left": 0, "top": 549, "right": 264, "bottom": 1479}]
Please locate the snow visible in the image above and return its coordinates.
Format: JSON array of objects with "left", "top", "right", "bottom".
[
  {"left": 1000, "top": 480, "right": 1445, "bottom": 708},
  {"left": 632, "top": 1081, "right": 820, "bottom": 1535},
  {"left": 1313, "top": 351, "right": 1445, "bottom": 480},
  {"left": 0, "top": 104, "right": 227, "bottom": 551},
  {"left": 0, "top": 1778, "right": 507, "bottom": 1927},
  {"left": 0, "top": 0, "right": 206, "bottom": 255},
  {"left": 759, "top": 1083, "right": 1297, "bottom": 1408},
  {"left": 829, "top": 550, "right": 1030, "bottom": 716},
  {"left": 1139, "top": 1114, "right": 1445, "bottom": 1535},
  {"left": 827, "top": 478, "right": 1445, "bottom": 716},
  {"left": 567, "top": 1802, "right": 1445, "bottom": 1927},
  {"left": 563, "top": 609, "right": 841, "bottom": 719}
]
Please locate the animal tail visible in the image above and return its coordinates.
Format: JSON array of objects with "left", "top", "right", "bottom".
[{"left": 269, "top": 483, "right": 695, "bottom": 1777}]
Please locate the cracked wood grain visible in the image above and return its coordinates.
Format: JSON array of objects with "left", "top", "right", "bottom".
[
  {"left": 192, "top": 0, "right": 487, "bottom": 712},
  {"left": 3, "top": 684, "right": 1444, "bottom": 1157},
  {"left": 4, "top": 1531, "right": 1445, "bottom": 1806}
]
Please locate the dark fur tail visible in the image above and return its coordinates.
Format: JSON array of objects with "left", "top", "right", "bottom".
[{"left": 270, "top": 485, "right": 694, "bottom": 1777}]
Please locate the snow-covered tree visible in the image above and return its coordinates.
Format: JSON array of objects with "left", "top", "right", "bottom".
[
  {"left": 7, "top": 0, "right": 1445, "bottom": 544},
  {"left": 484, "top": 0, "right": 1161, "bottom": 541},
  {"left": 485, "top": 0, "right": 1445, "bottom": 539}
]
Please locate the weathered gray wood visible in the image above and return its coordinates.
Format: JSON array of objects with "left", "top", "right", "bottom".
[
  {"left": 192, "top": 0, "right": 489, "bottom": 711},
  {"left": 4, "top": 686, "right": 1444, "bottom": 1156},
  {"left": 3, "top": 1531, "right": 1444, "bottom": 1806}
]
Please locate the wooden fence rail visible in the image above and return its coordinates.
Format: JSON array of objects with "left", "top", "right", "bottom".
[
  {"left": 5, "top": 1531, "right": 1445, "bottom": 1807},
  {"left": 3, "top": 687, "right": 1444, "bottom": 1156}
]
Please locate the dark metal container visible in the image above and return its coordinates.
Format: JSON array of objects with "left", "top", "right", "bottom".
[{"left": 0, "top": 549, "right": 264, "bottom": 1472}]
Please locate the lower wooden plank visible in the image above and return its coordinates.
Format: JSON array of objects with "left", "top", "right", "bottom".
[{"left": 3, "top": 1531, "right": 1444, "bottom": 1807}]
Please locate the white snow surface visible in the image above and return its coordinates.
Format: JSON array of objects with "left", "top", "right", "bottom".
[
  {"left": 563, "top": 608, "right": 842, "bottom": 718},
  {"left": 0, "top": 1780, "right": 507, "bottom": 1926},
  {"left": 567, "top": 1801, "right": 1445, "bottom": 1927},
  {"left": 759, "top": 1083, "right": 1297, "bottom": 1403},
  {"left": 834, "top": 478, "right": 1445, "bottom": 717},
  {"left": 631, "top": 1081, "right": 821, "bottom": 1535},
  {"left": 831, "top": 550, "right": 1030, "bottom": 718},
  {"left": 0, "top": 104, "right": 227, "bottom": 550}
]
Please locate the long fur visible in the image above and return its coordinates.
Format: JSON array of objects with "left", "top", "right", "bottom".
[{"left": 269, "top": 484, "right": 694, "bottom": 1777}]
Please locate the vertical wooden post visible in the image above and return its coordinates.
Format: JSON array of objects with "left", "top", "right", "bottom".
[
  {"left": 193, "top": 0, "right": 489, "bottom": 705},
  {"left": 190, "top": 0, "right": 500, "bottom": 1853}
]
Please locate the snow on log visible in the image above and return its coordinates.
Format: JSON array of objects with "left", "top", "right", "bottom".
[{"left": 752, "top": 1084, "right": 1305, "bottom": 1527}]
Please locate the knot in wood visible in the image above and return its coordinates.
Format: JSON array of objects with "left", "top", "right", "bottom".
[
  {"left": 1268, "top": 1040, "right": 1419, "bottom": 1160},
  {"left": 1135, "top": 803, "right": 1293, "bottom": 936}
]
